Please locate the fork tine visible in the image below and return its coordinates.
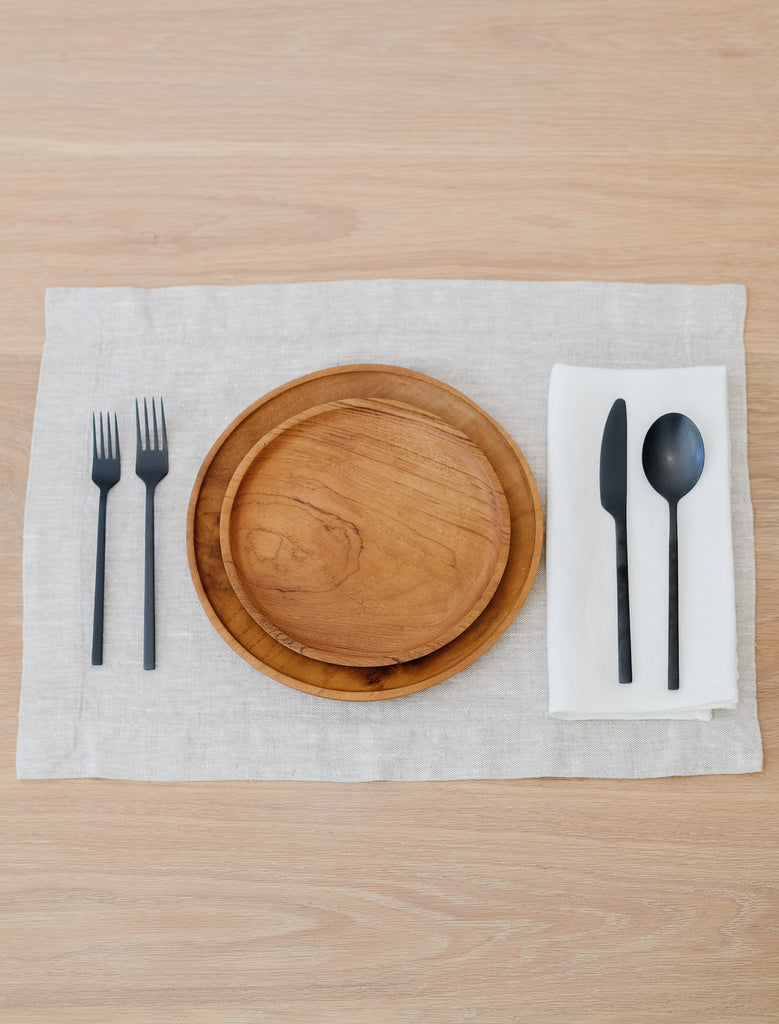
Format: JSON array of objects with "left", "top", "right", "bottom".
[
  {"left": 152, "top": 397, "right": 159, "bottom": 449},
  {"left": 92, "top": 412, "right": 98, "bottom": 461},
  {"left": 106, "top": 411, "right": 113, "bottom": 460},
  {"left": 144, "top": 397, "right": 151, "bottom": 449},
  {"left": 159, "top": 397, "right": 167, "bottom": 451},
  {"left": 136, "top": 398, "right": 142, "bottom": 451},
  {"left": 99, "top": 411, "right": 106, "bottom": 459},
  {"left": 114, "top": 412, "right": 120, "bottom": 461}
]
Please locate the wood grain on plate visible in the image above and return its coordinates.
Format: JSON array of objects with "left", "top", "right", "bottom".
[
  {"left": 220, "top": 397, "right": 511, "bottom": 666},
  {"left": 187, "top": 364, "right": 543, "bottom": 699}
]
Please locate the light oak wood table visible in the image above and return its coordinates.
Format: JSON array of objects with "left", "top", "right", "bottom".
[{"left": 2, "top": 2, "right": 777, "bottom": 1021}]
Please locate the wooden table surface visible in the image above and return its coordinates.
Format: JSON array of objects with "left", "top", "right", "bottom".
[{"left": 2, "top": 2, "right": 777, "bottom": 1021}]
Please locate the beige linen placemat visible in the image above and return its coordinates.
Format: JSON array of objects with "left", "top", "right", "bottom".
[{"left": 17, "top": 281, "right": 762, "bottom": 779}]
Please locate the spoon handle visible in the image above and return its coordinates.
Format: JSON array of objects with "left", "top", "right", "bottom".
[{"left": 668, "top": 501, "right": 679, "bottom": 690}]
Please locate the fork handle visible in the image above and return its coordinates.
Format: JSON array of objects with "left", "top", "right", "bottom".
[
  {"left": 91, "top": 488, "right": 109, "bottom": 665},
  {"left": 143, "top": 483, "right": 156, "bottom": 670}
]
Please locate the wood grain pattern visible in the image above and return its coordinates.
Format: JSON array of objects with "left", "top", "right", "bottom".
[
  {"left": 1, "top": 1, "right": 778, "bottom": 1021},
  {"left": 189, "top": 364, "right": 542, "bottom": 699},
  {"left": 221, "top": 396, "right": 511, "bottom": 668}
]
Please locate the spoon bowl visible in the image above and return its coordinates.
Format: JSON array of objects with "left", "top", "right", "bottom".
[
  {"left": 642, "top": 412, "right": 705, "bottom": 690},
  {"left": 642, "top": 413, "right": 705, "bottom": 503}
]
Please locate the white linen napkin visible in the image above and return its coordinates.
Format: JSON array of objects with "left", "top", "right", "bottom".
[{"left": 547, "top": 364, "right": 739, "bottom": 720}]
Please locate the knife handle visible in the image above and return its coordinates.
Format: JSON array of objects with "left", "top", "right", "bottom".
[{"left": 615, "top": 518, "right": 633, "bottom": 683}]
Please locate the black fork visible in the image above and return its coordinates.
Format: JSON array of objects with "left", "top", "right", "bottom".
[
  {"left": 135, "top": 397, "right": 168, "bottom": 669},
  {"left": 91, "top": 412, "right": 121, "bottom": 665}
]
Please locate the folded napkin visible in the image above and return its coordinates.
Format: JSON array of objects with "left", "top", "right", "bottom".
[{"left": 547, "top": 364, "right": 739, "bottom": 720}]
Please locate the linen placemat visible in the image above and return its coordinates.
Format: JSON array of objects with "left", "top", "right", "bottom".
[{"left": 17, "top": 281, "right": 762, "bottom": 779}]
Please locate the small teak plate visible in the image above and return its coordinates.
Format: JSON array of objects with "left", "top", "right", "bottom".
[
  {"left": 219, "top": 397, "right": 511, "bottom": 666},
  {"left": 187, "top": 364, "right": 543, "bottom": 701}
]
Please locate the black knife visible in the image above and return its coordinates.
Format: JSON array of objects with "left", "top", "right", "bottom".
[{"left": 599, "top": 398, "right": 632, "bottom": 683}]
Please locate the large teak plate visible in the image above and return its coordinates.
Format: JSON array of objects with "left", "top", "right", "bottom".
[
  {"left": 187, "top": 364, "right": 543, "bottom": 700},
  {"left": 220, "top": 397, "right": 511, "bottom": 667}
]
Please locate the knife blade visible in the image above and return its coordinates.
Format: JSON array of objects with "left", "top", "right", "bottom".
[{"left": 599, "top": 398, "right": 632, "bottom": 683}]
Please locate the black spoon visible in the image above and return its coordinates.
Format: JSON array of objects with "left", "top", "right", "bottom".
[{"left": 642, "top": 413, "right": 705, "bottom": 690}]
